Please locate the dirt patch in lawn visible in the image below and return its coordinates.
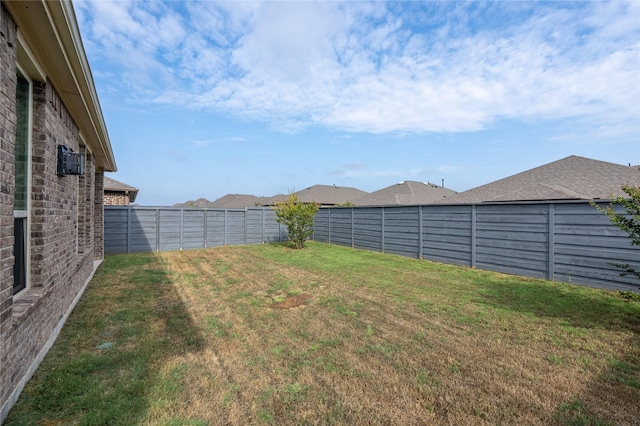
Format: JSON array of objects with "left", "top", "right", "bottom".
[{"left": 270, "top": 293, "right": 312, "bottom": 309}]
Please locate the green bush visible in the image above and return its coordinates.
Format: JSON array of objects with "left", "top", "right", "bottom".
[
  {"left": 273, "top": 194, "right": 319, "bottom": 249},
  {"left": 593, "top": 185, "right": 640, "bottom": 280}
]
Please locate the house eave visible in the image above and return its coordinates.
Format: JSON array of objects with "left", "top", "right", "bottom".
[{"left": 5, "top": 0, "right": 116, "bottom": 172}]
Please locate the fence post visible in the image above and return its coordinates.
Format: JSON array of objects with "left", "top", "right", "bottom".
[
  {"left": 224, "top": 210, "right": 228, "bottom": 246},
  {"left": 351, "top": 208, "right": 355, "bottom": 248},
  {"left": 155, "top": 208, "right": 160, "bottom": 252},
  {"left": 548, "top": 203, "right": 555, "bottom": 281},
  {"left": 244, "top": 209, "right": 247, "bottom": 245},
  {"left": 179, "top": 209, "right": 184, "bottom": 250},
  {"left": 471, "top": 205, "right": 477, "bottom": 268},
  {"left": 126, "top": 207, "right": 132, "bottom": 254},
  {"left": 381, "top": 207, "right": 385, "bottom": 253},
  {"left": 203, "top": 209, "right": 208, "bottom": 248},
  {"left": 328, "top": 208, "right": 331, "bottom": 244},
  {"left": 418, "top": 206, "right": 423, "bottom": 259}
]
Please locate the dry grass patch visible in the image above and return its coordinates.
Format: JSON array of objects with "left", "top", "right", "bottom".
[{"left": 6, "top": 242, "right": 639, "bottom": 425}]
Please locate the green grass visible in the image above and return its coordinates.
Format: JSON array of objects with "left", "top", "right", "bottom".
[{"left": 5, "top": 242, "right": 639, "bottom": 425}]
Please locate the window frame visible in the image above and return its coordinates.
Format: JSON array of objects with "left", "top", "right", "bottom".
[{"left": 13, "top": 65, "right": 32, "bottom": 297}]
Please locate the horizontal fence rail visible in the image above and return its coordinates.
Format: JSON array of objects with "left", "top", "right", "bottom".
[
  {"left": 104, "top": 206, "right": 285, "bottom": 254},
  {"left": 312, "top": 201, "right": 639, "bottom": 293}
]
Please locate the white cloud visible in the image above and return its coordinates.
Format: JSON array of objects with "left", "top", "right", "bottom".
[{"left": 78, "top": 1, "right": 640, "bottom": 138}]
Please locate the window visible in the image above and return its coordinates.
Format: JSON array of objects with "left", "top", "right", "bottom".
[
  {"left": 13, "top": 68, "right": 31, "bottom": 295},
  {"left": 13, "top": 218, "right": 26, "bottom": 294}
]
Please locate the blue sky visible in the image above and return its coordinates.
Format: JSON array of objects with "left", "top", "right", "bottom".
[{"left": 75, "top": 0, "right": 640, "bottom": 206}]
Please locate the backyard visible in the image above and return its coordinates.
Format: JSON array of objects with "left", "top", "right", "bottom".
[{"left": 5, "top": 242, "right": 639, "bottom": 425}]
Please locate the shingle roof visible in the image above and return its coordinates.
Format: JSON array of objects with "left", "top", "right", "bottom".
[
  {"left": 436, "top": 155, "right": 640, "bottom": 204},
  {"left": 173, "top": 197, "right": 216, "bottom": 208},
  {"left": 352, "top": 181, "right": 457, "bottom": 206},
  {"left": 258, "top": 194, "right": 288, "bottom": 206},
  {"left": 209, "top": 194, "right": 263, "bottom": 208},
  {"left": 104, "top": 176, "right": 138, "bottom": 203},
  {"left": 293, "top": 185, "right": 368, "bottom": 205}
]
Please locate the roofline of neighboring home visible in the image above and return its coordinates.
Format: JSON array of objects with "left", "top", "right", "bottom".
[{"left": 5, "top": 0, "right": 116, "bottom": 172}]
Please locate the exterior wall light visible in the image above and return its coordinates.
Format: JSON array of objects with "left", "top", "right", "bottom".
[{"left": 57, "top": 144, "right": 84, "bottom": 176}]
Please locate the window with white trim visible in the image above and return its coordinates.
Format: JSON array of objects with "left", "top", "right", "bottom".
[{"left": 13, "top": 68, "right": 31, "bottom": 295}]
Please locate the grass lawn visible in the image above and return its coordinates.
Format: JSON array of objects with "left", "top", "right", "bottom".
[{"left": 5, "top": 242, "right": 639, "bottom": 425}]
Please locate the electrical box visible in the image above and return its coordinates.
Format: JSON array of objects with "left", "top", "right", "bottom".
[{"left": 57, "top": 145, "right": 84, "bottom": 177}]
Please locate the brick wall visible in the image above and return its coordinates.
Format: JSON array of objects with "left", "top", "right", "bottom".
[
  {"left": 104, "top": 191, "right": 130, "bottom": 206},
  {"left": 94, "top": 170, "right": 104, "bottom": 260},
  {"left": 0, "top": 4, "right": 105, "bottom": 420},
  {"left": 0, "top": 3, "right": 17, "bottom": 412}
]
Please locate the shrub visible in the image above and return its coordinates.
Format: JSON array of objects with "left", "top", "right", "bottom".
[
  {"left": 273, "top": 194, "right": 319, "bottom": 249},
  {"left": 592, "top": 185, "right": 640, "bottom": 280}
]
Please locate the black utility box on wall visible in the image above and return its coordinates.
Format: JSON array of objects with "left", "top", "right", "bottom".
[{"left": 57, "top": 144, "right": 84, "bottom": 176}]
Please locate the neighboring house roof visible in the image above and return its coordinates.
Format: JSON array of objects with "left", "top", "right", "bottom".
[
  {"left": 210, "top": 194, "right": 263, "bottom": 208},
  {"left": 104, "top": 177, "right": 138, "bottom": 203},
  {"left": 293, "top": 185, "right": 368, "bottom": 205},
  {"left": 174, "top": 198, "right": 216, "bottom": 208},
  {"left": 258, "top": 194, "right": 288, "bottom": 206},
  {"left": 5, "top": 1, "right": 116, "bottom": 172},
  {"left": 352, "top": 181, "right": 457, "bottom": 206},
  {"left": 437, "top": 155, "right": 640, "bottom": 204}
]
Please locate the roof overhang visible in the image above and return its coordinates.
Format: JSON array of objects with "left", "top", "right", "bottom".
[{"left": 5, "top": 0, "right": 116, "bottom": 172}]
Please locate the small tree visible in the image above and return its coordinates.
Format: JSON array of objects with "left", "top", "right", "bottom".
[
  {"left": 592, "top": 185, "right": 640, "bottom": 280},
  {"left": 273, "top": 194, "right": 319, "bottom": 249}
]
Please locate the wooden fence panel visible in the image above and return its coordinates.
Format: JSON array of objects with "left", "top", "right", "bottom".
[
  {"left": 384, "top": 207, "right": 420, "bottom": 258},
  {"left": 182, "top": 210, "right": 206, "bottom": 249},
  {"left": 353, "top": 208, "right": 383, "bottom": 252},
  {"left": 129, "top": 209, "right": 157, "bottom": 253},
  {"left": 422, "top": 205, "right": 472, "bottom": 266},
  {"left": 553, "top": 202, "right": 639, "bottom": 291},
  {"left": 158, "top": 209, "right": 182, "bottom": 252},
  {"left": 329, "top": 209, "right": 353, "bottom": 248},
  {"left": 313, "top": 209, "right": 330, "bottom": 243},
  {"left": 206, "top": 210, "right": 226, "bottom": 247},
  {"left": 475, "top": 204, "right": 549, "bottom": 279},
  {"left": 104, "top": 207, "right": 129, "bottom": 254}
]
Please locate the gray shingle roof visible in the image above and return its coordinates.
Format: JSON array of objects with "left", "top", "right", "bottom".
[
  {"left": 293, "top": 185, "right": 368, "bottom": 205},
  {"left": 436, "top": 155, "right": 640, "bottom": 204},
  {"left": 258, "top": 194, "right": 288, "bottom": 206},
  {"left": 104, "top": 176, "right": 138, "bottom": 203},
  {"left": 352, "top": 181, "right": 457, "bottom": 206},
  {"left": 209, "top": 194, "right": 263, "bottom": 208},
  {"left": 173, "top": 197, "right": 216, "bottom": 208}
]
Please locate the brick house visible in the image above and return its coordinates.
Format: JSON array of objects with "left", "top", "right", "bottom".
[
  {"left": 104, "top": 176, "right": 138, "bottom": 205},
  {"left": 0, "top": 1, "right": 116, "bottom": 422}
]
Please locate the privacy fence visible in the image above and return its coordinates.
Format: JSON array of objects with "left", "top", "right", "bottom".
[
  {"left": 104, "top": 207, "right": 285, "bottom": 254},
  {"left": 104, "top": 202, "right": 639, "bottom": 292},
  {"left": 313, "top": 201, "right": 639, "bottom": 292}
]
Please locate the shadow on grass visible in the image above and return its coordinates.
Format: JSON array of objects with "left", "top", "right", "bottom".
[
  {"left": 476, "top": 276, "right": 640, "bottom": 332},
  {"left": 4, "top": 252, "right": 205, "bottom": 425},
  {"left": 476, "top": 277, "right": 640, "bottom": 425}
]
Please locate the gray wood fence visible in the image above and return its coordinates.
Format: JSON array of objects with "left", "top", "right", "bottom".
[
  {"left": 312, "top": 201, "right": 639, "bottom": 293},
  {"left": 104, "top": 207, "right": 285, "bottom": 254},
  {"left": 104, "top": 202, "right": 639, "bottom": 293}
]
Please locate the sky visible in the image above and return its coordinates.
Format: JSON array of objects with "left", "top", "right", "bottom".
[{"left": 74, "top": 0, "right": 640, "bottom": 206}]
